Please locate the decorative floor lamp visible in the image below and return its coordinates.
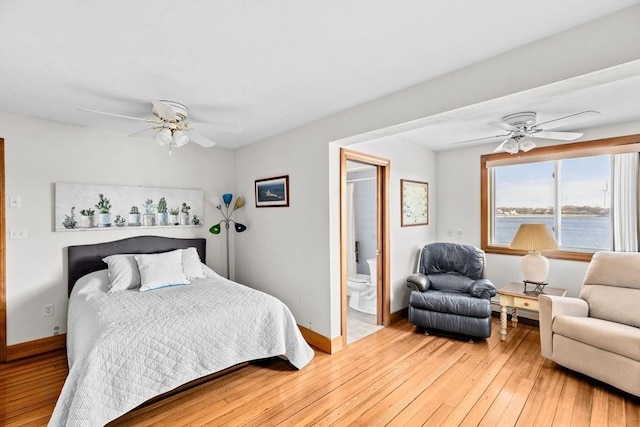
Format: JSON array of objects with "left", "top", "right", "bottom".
[
  {"left": 209, "top": 193, "right": 247, "bottom": 279},
  {"left": 509, "top": 223, "right": 558, "bottom": 294}
]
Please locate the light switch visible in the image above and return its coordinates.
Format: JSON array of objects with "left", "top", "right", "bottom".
[{"left": 9, "top": 196, "right": 21, "bottom": 208}]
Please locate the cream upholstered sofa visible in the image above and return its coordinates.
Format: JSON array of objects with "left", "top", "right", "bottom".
[{"left": 539, "top": 251, "right": 640, "bottom": 396}]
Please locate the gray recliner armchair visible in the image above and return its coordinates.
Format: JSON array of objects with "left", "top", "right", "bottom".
[{"left": 406, "top": 242, "right": 497, "bottom": 338}]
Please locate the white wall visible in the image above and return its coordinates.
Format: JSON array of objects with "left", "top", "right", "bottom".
[{"left": 1, "top": 113, "right": 234, "bottom": 345}]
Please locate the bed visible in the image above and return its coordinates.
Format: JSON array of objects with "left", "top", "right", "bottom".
[{"left": 49, "top": 235, "right": 314, "bottom": 427}]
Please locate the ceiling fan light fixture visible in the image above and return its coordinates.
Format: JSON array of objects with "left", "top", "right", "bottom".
[
  {"left": 155, "top": 128, "right": 172, "bottom": 146},
  {"left": 173, "top": 130, "right": 189, "bottom": 147},
  {"left": 519, "top": 137, "right": 536, "bottom": 152},
  {"left": 503, "top": 139, "right": 520, "bottom": 154}
]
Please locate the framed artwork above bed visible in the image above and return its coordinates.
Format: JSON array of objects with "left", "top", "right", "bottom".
[{"left": 54, "top": 183, "right": 203, "bottom": 232}]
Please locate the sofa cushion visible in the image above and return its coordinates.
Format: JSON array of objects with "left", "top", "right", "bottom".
[
  {"left": 580, "top": 285, "right": 640, "bottom": 328},
  {"left": 552, "top": 315, "right": 640, "bottom": 362},
  {"left": 427, "top": 273, "right": 473, "bottom": 293},
  {"left": 410, "top": 290, "right": 490, "bottom": 318}
]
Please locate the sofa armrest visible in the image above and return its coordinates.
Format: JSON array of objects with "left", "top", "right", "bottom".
[
  {"left": 539, "top": 295, "right": 589, "bottom": 359},
  {"left": 469, "top": 279, "right": 496, "bottom": 299},
  {"left": 406, "top": 273, "right": 429, "bottom": 292}
]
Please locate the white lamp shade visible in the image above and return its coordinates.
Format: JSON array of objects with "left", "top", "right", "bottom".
[
  {"left": 209, "top": 195, "right": 221, "bottom": 208},
  {"left": 519, "top": 137, "right": 536, "bottom": 152},
  {"left": 503, "top": 139, "right": 519, "bottom": 154},
  {"left": 155, "top": 128, "right": 172, "bottom": 146},
  {"left": 173, "top": 130, "right": 189, "bottom": 147}
]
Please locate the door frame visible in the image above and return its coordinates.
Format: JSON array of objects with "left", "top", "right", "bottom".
[
  {"left": 340, "top": 148, "right": 390, "bottom": 346},
  {"left": 1, "top": 138, "right": 6, "bottom": 361}
]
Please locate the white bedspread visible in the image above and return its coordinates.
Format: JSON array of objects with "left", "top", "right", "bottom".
[{"left": 49, "top": 269, "right": 314, "bottom": 426}]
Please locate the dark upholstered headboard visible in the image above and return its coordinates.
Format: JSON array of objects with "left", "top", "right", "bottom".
[{"left": 67, "top": 235, "right": 206, "bottom": 295}]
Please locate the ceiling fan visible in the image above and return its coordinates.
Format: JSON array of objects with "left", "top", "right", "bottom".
[
  {"left": 81, "top": 100, "right": 243, "bottom": 154},
  {"left": 454, "top": 110, "right": 601, "bottom": 154}
]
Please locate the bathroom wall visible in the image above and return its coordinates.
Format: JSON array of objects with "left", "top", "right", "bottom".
[{"left": 348, "top": 167, "right": 377, "bottom": 275}]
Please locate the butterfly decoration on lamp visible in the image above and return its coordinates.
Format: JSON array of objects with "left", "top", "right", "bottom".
[{"left": 209, "top": 193, "right": 247, "bottom": 278}]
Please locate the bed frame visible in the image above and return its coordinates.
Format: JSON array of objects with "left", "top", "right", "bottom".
[{"left": 67, "top": 235, "right": 206, "bottom": 296}]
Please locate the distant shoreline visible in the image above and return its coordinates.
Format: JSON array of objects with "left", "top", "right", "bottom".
[{"left": 496, "top": 214, "right": 609, "bottom": 218}]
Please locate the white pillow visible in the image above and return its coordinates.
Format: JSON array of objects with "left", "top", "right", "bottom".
[
  {"left": 102, "top": 254, "right": 141, "bottom": 292},
  {"left": 182, "top": 247, "right": 204, "bottom": 279},
  {"left": 135, "top": 249, "right": 190, "bottom": 292}
]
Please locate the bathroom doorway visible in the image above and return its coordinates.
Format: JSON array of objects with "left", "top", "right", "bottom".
[{"left": 340, "top": 148, "right": 389, "bottom": 346}]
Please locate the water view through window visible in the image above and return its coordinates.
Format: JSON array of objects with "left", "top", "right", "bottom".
[{"left": 493, "top": 155, "right": 611, "bottom": 250}]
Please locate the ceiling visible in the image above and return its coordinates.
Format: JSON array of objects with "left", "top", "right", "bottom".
[{"left": 1, "top": 1, "right": 639, "bottom": 151}]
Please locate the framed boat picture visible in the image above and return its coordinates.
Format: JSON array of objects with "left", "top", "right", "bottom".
[
  {"left": 255, "top": 175, "right": 289, "bottom": 208},
  {"left": 401, "top": 179, "right": 428, "bottom": 226}
]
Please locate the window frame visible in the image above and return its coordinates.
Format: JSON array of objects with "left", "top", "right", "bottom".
[{"left": 481, "top": 134, "right": 640, "bottom": 262}]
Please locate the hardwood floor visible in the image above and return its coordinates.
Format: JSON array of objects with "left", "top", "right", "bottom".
[{"left": 1, "top": 319, "right": 638, "bottom": 426}]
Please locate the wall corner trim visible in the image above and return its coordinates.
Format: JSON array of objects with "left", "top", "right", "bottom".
[{"left": 297, "top": 325, "right": 344, "bottom": 354}]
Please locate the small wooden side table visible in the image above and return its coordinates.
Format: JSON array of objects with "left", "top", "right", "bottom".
[{"left": 497, "top": 282, "right": 568, "bottom": 341}]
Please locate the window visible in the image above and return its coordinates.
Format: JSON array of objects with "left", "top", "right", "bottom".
[{"left": 481, "top": 134, "right": 640, "bottom": 262}]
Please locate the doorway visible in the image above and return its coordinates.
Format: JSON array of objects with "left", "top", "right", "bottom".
[{"left": 340, "top": 148, "right": 389, "bottom": 346}]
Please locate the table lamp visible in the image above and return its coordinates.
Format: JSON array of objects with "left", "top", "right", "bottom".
[{"left": 509, "top": 223, "right": 558, "bottom": 291}]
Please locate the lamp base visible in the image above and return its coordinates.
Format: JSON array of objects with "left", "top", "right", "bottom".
[
  {"left": 523, "top": 280, "right": 548, "bottom": 295},
  {"left": 521, "top": 251, "right": 550, "bottom": 283}
]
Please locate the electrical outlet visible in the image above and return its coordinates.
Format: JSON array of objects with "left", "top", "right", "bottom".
[
  {"left": 9, "top": 227, "right": 27, "bottom": 240},
  {"left": 298, "top": 297, "right": 303, "bottom": 307},
  {"left": 447, "top": 229, "right": 453, "bottom": 237},
  {"left": 456, "top": 228, "right": 463, "bottom": 238},
  {"left": 43, "top": 304, "right": 54, "bottom": 317}
]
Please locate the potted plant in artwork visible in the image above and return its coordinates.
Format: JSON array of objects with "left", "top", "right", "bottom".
[
  {"left": 191, "top": 214, "right": 201, "bottom": 225},
  {"left": 128, "top": 206, "right": 141, "bottom": 226},
  {"left": 62, "top": 206, "right": 78, "bottom": 229},
  {"left": 169, "top": 207, "right": 180, "bottom": 225},
  {"left": 142, "top": 199, "right": 156, "bottom": 226},
  {"left": 179, "top": 202, "right": 191, "bottom": 225},
  {"left": 79, "top": 208, "right": 96, "bottom": 228},
  {"left": 95, "top": 193, "right": 112, "bottom": 227},
  {"left": 114, "top": 215, "right": 126, "bottom": 227},
  {"left": 156, "top": 197, "right": 169, "bottom": 226}
]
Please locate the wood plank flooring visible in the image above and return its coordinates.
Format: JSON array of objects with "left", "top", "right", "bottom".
[{"left": 1, "top": 318, "right": 638, "bottom": 426}]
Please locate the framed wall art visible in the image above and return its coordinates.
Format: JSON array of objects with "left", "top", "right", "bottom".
[
  {"left": 401, "top": 179, "right": 428, "bottom": 227},
  {"left": 55, "top": 183, "right": 203, "bottom": 231},
  {"left": 255, "top": 175, "right": 289, "bottom": 208}
]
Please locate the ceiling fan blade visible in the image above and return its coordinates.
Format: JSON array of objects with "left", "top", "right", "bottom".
[
  {"left": 190, "top": 121, "right": 244, "bottom": 134},
  {"left": 187, "top": 132, "right": 217, "bottom": 148},
  {"left": 79, "top": 108, "right": 151, "bottom": 122},
  {"left": 127, "top": 127, "right": 159, "bottom": 138},
  {"left": 488, "top": 121, "right": 517, "bottom": 132},
  {"left": 531, "top": 131, "right": 583, "bottom": 141},
  {"left": 151, "top": 100, "right": 177, "bottom": 121},
  {"left": 452, "top": 133, "right": 512, "bottom": 145},
  {"left": 535, "top": 110, "right": 601, "bottom": 130}
]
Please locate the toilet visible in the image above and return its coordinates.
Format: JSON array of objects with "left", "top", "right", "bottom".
[{"left": 347, "top": 258, "right": 377, "bottom": 315}]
